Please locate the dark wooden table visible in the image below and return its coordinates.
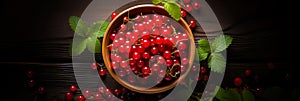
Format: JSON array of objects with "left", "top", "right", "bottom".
[{"left": 1, "top": 0, "right": 298, "bottom": 101}]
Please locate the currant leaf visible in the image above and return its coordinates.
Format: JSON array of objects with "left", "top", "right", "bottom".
[
  {"left": 215, "top": 88, "right": 242, "bottom": 101},
  {"left": 98, "top": 21, "right": 110, "bottom": 38},
  {"left": 70, "top": 38, "right": 87, "bottom": 56},
  {"left": 86, "top": 37, "right": 101, "bottom": 53},
  {"left": 212, "top": 35, "right": 233, "bottom": 53},
  {"left": 164, "top": 1, "right": 181, "bottom": 21},
  {"left": 197, "top": 47, "right": 209, "bottom": 61},
  {"left": 208, "top": 53, "right": 226, "bottom": 73},
  {"left": 68, "top": 16, "right": 88, "bottom": 37},
  {"left": 198, "top": 39, "right": 211, "bottom": 53},
  {"left": 242, "top": 89, "right": 255, "bottom": 101},
  {"left": 152, "top": 0, "right": 163, "bottom": 4}
]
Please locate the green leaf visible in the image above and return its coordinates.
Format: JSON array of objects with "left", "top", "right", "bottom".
[
  {"left": 87, "top": 22, "right": 103, "bottom": 35},
  {"left": 197, "top": 47, "right": 209, "bottom": 61},
  {"left": 68, "top": 16, "right": 88, "bottom": 36},
  {"left": 71, "top": 38, "right": 87, "bottom": 56},
  {"left": 152, "top": 0, "right": 163, "bottom": 4},
  {"left": 198, "top": 39, "right": 211, "bottom": 53},
  {"left": 164, "top": 1, "right": 181, "bottom": 21},
  {"left": 216, "top": 88, "right": 242, "bottom": 101},
  {"left": 86, "top": 37, "right": 101, "bottom": 53},
  {"left": 242, "top": 89, "right": 255, "bottom": 101},
  {"left": 212, "top": 35, "right": 233, "bottom": 53},
  {"left": 208, "top": 53, "right": 226, "bottom": 73},
  {"left": 98, "top": 21, "right": 110, "bottom": 38}
]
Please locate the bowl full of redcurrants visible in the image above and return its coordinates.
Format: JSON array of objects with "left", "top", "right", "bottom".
[{"left": 102, "top": 4, "right": 196, "bottom": 94}]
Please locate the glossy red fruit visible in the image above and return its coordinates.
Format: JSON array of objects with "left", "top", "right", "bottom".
[
  {"left": 83, "top": 90, "right": 92, "bottom": 98},
  {"left": 181, "top": 10, "right": 187, "bottom": 18},
  {"left": 151, "top": 46, "right": 159, "bottom": 55},
  {"left": 28, "top": 79, "right": 36, "bottom": 88},
  {"left": 142, "top": 66, "right": 151, "bottom": 75},
  {"left": 99, "top": 69, "right": 106, "bottom": 76},
  {"left": 120, "top": 61, "right": 128, "bottom": 68},
  {"left": 163, "top": 50, "right": 172, "bottom": 59},
  {"left": 111, "top": 12, "right": 118, "bottom": 20},
  {"left": 77, "top": 95, "right": 85, "bottom": 101},
  {"left": 234, "top": 77, "right": 243, "bottom": 87},
  {"left": 65, "top": 92, "right": 74, "bottom": 101},
  {"left": 184, "top": 4, "right": 193, "bottom": 12},
  {"left": 114, "top": 89, "right": 120, "bottom": 96},
  {"left": 183, "top": 0, "right": 190, "bottom": 3},
  {"left": 200, "top": 66, "right": 207, "bottom": 74},
  {"left": 141, "top": 39, "right": 150, "bottom": 48},
  {"left": 124, "top": 16, "right": 129, "bottom": 22},
  {"left": 155, "top": 36, "right": 164, "bottom": 45},
  {"left": 189, "top": 20, "right": 196, "bottom": 28},
  {"left": 38, "top": 86, "right": 46, "bottom": 94},
  {"left": 193, "top": 1, "right": 201, "bottom": 10},
  {"left": 143, "top": 52, "right": 151, "bottom": 60},
  {"left": 245, "top": 69, "right": 251, "bottom": 76},
  {"left": 132, "top": 52, "right": 141, "bottom": 60},
  {"left": 26, "top": 70, "right": 34, "bottom": 78},
  {"left": 94, "top": 93, "right": 102, "bottom": 100},
  {"left": 91, "top": 62, "right": 98, "bottom": 70},
  {"left": 70, "top": 85, "right": 77, "bottom": 92}
]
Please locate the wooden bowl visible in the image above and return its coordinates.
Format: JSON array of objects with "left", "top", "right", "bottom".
[{"left": 102, "top": 4, "right": 195, "bottom": 94}]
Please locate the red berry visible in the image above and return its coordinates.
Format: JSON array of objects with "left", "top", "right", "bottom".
[
  {"left": 183, "top": 0, "right": 190, "bottom": 3},
  {"left": 182, "top": 58, "right": 189, "bottom": 65},
  {"left": 234, "top": 77, "right": 243, "bottom": 87},
  {"left": 192, "top": 1, "right": 201, "bottom": 10},
  {"left": 189, "top": 20, "right": 196, "bottom": 28},
  {"left": 114, "top": 89, "right": 120, "bottom": 96},
  {"left": 155, "top": 36, "right": 164, "bottom": 45},
  {"left": 184, "top": 4, "right": 193, "bottom": 12},
  {"left": 158, "top": 70, "right": 165, "bottom": 77},
  {"left": 181, "top": 10, "right": 187, "bottom": 18},
  {"left": 26, "top": 70, "right": 34, "bottom": 78},
  {"left": 137, "top": 60, "right": 145, "bottom": 68},
  {"left": 245, "top": 69, "right": 251, "bottom": 76},
  {"left": 177, "top": 41, "right": 187, "bottom": 50},
  {"left": 77, "top": 95, "right": 85, "bottom": 101},
  {"left": 164, "top": 74, "right": 172, "bottom": 81},
  {"left": 83, "top": 90, "right": 91, "bottom": 98},
  {"left": 158, "top": 44, "right": 165, "bottom": 53},
  {"left": 120, "top": 61, "right": 128, "bottom": 68},
  {"left": 166, "top": 59, "right": 174, "bottom": 67},
  {"left": 151, "top": 46, "right": 159, "bottom": 55},
  {"left": 127, "top": 75, "right": 136, "bottom": 83},
  {"left": 132, "top": 52, "right": 141, "bottom": 60},
  {"left": 200, "top": 66, "right": 207, "bottom": 74},
  {"left": 111, "top": 12, "right": 118, "bottom": 20},
  {"left": 203, "top": 75, "right": 209, "bottom": 81},
  {"left": 38, "top": 86, "right": 46, "bottom": 94},
  {"left": 28, "top": 79, "right": 36, "bottom": 88},
  {"left": 163, "top": 50, "right": 172, "bottom": 59},
  {"left": 91, "top": 62, "right": 98, "bottom": 70},
  {"left": 99, "top": 69, "right": 106, "bottom": 76},
  {"left": 70, "top": 85, "right": 77, "bottom": 92},
  {"left": 119, "top": 24, "right": 127, "bottom": 32},
  {"left": 143, "top": 52, "right": 151, "bottom": 60},
  {"left": 124, "top": 16, "right": 129, "bottom": 22},
  {"left": 152, "top": 63, "right": 160, "bottom": 72},
  {"left": 94, "top": 93, "right": 102, "bottom": 100},
  {"left": 65, "top": 92, "right": 74, "bottom": 101},
  {"left": 137, "top": 45, "right": 145, "bottom": 53},
  {"left": 142, "top": 66, "right": 151, "bottom": 75},
  {"left": 141, "top": 39, "right": 150, "bottom": 48}
]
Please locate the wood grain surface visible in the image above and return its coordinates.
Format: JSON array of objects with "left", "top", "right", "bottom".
[{"left": 1, "top": 0, "right": 298, "bottom": 101}]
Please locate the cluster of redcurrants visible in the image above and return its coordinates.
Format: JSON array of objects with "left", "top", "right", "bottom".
[{"left": 108, "top": 12, "right": 194, "bottom": 86}]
